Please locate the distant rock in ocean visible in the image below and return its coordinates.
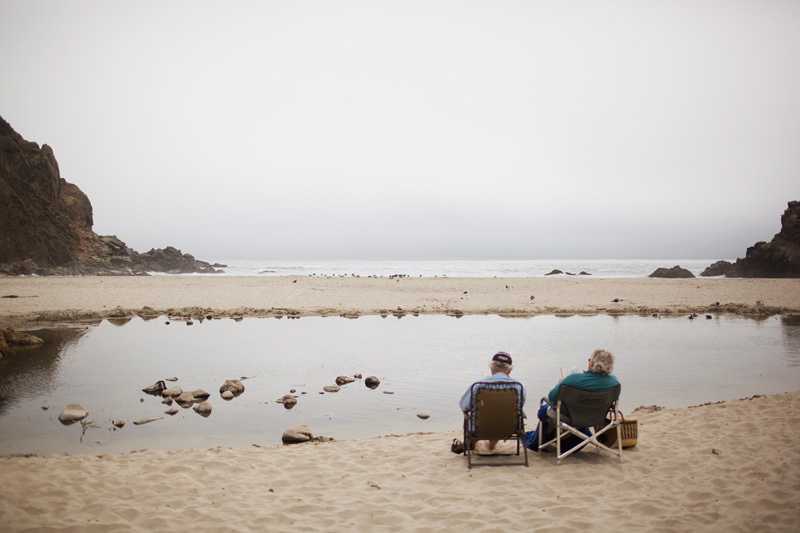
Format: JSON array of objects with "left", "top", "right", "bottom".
[
  {"left": 648, "top": 265, "right": 695, "bottom": 278},
  {"left": 0, "top": 115, "right": 217, "bottom": 275},
  {"left": 719, "top": 201, "right": 800, "bottom": 278},
  {"left": 700, "top": 260, "right": 734, "bottom": 277}
]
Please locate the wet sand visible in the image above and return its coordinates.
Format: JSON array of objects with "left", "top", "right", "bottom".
[{"left": 1, "top": 275, "right": 798, "bottom": 326}]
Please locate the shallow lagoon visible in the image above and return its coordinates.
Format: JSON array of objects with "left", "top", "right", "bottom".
[{"left": 1, "top": 313, "right": 799, "bottom": 455}]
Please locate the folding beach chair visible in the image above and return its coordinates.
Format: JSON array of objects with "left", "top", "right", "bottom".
[
  {"left": 538, "top": 384, "right": 623, "bottom": 463},
  {"left": 463, "top": 381, "right": 528, "bottom": 469}
]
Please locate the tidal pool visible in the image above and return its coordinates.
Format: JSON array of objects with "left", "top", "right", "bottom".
[{"left": 1, "top": 313, "right": 798, "bottom": 455}]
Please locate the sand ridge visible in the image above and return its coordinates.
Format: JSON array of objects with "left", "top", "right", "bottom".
[{"left": 1, "top": 276, "right": 799, "bottom": 326}]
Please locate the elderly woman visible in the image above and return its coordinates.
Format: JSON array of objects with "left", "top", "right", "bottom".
[
  {"left": 526, "top": 349, "right": 620, "bottom": 450},
  {"left": 548, "top": 349, "right": 619, "bottom": 408}
]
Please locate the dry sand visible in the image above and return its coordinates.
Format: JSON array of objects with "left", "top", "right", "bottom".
[
  {"left": 1, "top": 276, "right": 799, "bottom": 531},
  {"left": 0, "top": 392, "right": 797, "bottom": 531},
  {"left": 1, "top": 275, "right": 799, "bottom": 326}
]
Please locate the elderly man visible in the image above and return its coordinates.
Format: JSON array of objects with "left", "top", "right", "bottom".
[{"left": 459, "top": 351, "right": 527, "bottom": 450}]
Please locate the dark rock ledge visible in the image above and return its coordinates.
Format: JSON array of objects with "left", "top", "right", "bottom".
[{"left": 0, "top": 115, "right": 216, "bottom": 276}]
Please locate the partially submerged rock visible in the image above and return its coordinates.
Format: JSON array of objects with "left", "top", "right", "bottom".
[
  {"left": 365, "top": 376, "right": 381, "bottom": 389},
  {"left": 323, "top": 385, "right": 341, "bottom": 393},
  {"left": 190, "top": 389, "right": 210, "bottom": 401},
  {"left": 175, "top": 391, "right": 196, "bottom": 407},
  {"left": 58, "top": 404, "right": 88, "bottom": 425},
  {"left": 335, "top": 375, "right": 356, "bottom": 386},
  {"left": 132, "top": 417, "right": 163, "bottom": 425},
  {"left": 0, "top": 329, "right": 45, "bottom": 359},
  {"left": 162, "top": 385, "right": 183, "bottom": 398},
  {"left": 275, "top": 395, "right": 297, "bottom": 409},
  {"left": 193, "top": 401, "right": 212, "bottom": 417},
  {"left": 142, "top": 380, "right": 167, "bottom": 395},
  {"left": 219, "top": 379, "right": 245, "bottom": 397}
]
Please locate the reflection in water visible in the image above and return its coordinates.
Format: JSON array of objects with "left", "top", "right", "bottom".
[
  {"left": 0, "top": 315, "right": 799, "bottom": 456},
  {"left": 782, "top": 315, "right": 800, "bottom": 367},
  {"left": 0, "top": 327, "right": 88, "bottom": 417}
]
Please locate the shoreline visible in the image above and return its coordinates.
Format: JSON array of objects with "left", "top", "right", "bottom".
[
  {"left": 1, "top": 276, "right": 799, "bottom": 327},
  {"left": 0, "top": 390, "right": 797, "bottom": 530},
  {"left": 1, "top": 276, "right": 799, "bottom": 529}
]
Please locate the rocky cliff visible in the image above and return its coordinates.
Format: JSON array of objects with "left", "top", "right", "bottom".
[
  {"left": 0, "top": 116, "right": 217, "bottom": 275},
  {"left": 703, "top": 201, "right": 800, "bottom": 278}
]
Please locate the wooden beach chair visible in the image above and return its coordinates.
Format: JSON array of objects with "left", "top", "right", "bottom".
[
  {"left": 538, "top": 384, "right": 623, "bottom": 463},
  {"left": 463, "top": 381, "right": 528, "bottom": 469}
]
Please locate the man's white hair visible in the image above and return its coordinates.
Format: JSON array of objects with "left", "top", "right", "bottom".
[{"left": 490, "top": 361, "right": 512, "bottom": 374}]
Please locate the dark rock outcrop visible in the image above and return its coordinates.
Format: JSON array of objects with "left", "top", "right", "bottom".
[
  {"left": 700, "top": 260, "right": 734, "bottom": 277},
  {"left": 724, "top": 201, "right": 800, "bottom": 278},
  {"left": 0, "top": 329, "right": 45, "bottom": 359},
  {"left": 0, "top": 116, "right": 216, "bottom": 275},
  {"left": 648, "top": 265, "right": 695, "bottom": 278}
]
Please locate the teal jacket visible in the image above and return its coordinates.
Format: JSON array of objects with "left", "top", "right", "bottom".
[{"left": 548, "top": 370, "right": 620, "bottom": 405}]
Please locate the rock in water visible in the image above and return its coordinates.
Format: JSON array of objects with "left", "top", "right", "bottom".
[
  {"left": 219, "top": 379, "right": 245, "bottom": 397},
  {"left": 335, "top": 375, "right": 355, "bottom": 386},
  {"left": 282, "top": 424, "right": 313, "bottom": 444},
  {"left": 58, "top": 404, "right": 88, "bottom": 425},
  {"left": 132, "top": 417, "right": 163, "bottom": 425},
  {"left": 365, "top": 376, "right": 381, "bottom": 389},
  {"left": 162, "top": 386, "right": 183, "bottom": 398},
  {"left": 190, "top": 388, "right": 210, "bottom": 401},
  {"left": 142, "top": 380, "right": 167, "bottom": 395},
  {"left": 323, "top": 385, "right": 341, "bottom": 393},
  {"left": 193, "top": 401, "right": 212, "bottom": 417},
  {"left": 175, "top": 391, "right": 195, "bottom": 407},
  {"left": 275, "top": 395, "right": 298, "bottom": 409}
]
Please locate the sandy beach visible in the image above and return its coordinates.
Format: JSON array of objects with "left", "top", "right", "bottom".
[
  {"left": 1, "top": 276, "right": 799, "bottom": 531},
  {"left": 1, "top": 276, "right": 799, "bottom": 326},
  {"left": 0, "top": 391, "right": 796, "bottom": 531}
]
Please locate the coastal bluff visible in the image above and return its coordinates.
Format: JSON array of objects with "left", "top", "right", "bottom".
[
  {"left": 700, "top": 201, "right": 800, "bottom": 278},
  {"left": 0, "top": 116, "right": 216, "bottom": 275}
]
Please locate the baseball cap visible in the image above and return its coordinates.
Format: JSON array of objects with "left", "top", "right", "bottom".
[{"left": 492, "top": 351, "right": 512, "bottom": 365}]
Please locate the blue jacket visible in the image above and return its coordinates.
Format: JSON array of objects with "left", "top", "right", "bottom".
[{"left": 460, "top": 372, "right": 527, "bottom": 413}]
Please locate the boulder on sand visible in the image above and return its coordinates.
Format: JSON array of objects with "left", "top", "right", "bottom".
[{"left": 282, "top": 424, "right": 313, "bottom": 444}]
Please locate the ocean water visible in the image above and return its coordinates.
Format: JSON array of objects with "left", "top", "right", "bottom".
[
  {"left": 189, "top": 258, "right": 728, "bottom": 278},
  {"left": 1, "top": 313, "right": 797, "bottom": 456}
]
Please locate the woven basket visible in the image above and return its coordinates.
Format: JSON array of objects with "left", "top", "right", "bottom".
[
  {"left": 599, "top": 413, "right": 638, "bottom": 448},
  {"left": 617, "top": 417, "right": 638, "bottom": 448}
]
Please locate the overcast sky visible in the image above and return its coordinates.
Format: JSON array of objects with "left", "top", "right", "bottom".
[{"left": 2, "top": 1, "right": 798, "bottom": 260}]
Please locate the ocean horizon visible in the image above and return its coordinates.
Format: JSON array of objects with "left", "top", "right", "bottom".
[{"left": 187, "top": 258, "right": 730, "bottom": 279}]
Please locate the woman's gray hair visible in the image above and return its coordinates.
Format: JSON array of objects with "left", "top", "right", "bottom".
[
  {"left": 489, "top": 361, "right": 512, "bottom": 375},
  {"left": 590, "top": 349, "right": 615, "bottom": 376}
]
